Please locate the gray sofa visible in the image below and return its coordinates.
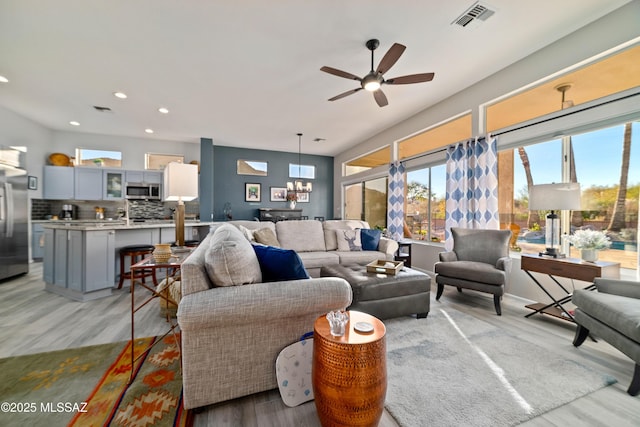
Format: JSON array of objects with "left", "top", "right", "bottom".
[
  {"left": 178, "top": 223, "right": 353, "bottom": 409},
  {"left": 572, "top": 278, "right": 640, "bottom": 396},
  {"left": 218, "top": 219, "right": 399, "bottom": 277}
]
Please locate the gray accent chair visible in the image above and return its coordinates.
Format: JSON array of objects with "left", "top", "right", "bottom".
[
  {"left": 572, "top": 278, "right": 640, "bottom": 396},
  {"left": 434, "top": 227, "right": 512, "bottom": 315}
]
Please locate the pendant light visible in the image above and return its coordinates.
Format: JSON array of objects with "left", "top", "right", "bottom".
[{"left": 287, "top": 133, "right": 312, "bottom": 193}]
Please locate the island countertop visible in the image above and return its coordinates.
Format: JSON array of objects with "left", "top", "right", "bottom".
[{"left": 40, "top": 220, "right": 216, "bottom": 231}]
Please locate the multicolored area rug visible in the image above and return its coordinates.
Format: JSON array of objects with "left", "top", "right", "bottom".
[{"left": 0, "top": 334, "right": 191, "bottom": 427}]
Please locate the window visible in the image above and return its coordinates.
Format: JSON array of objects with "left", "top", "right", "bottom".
[
  {"left": 289, "top": 164, "right": 315, "bottom": 179},
  {"left": 405, "top": 164, "right": 446, "bottom": 241},
  {"left": 504, "top": 122, "right": 639, "bottom": 269},
  {"left": 487, "top": 45, "right": 640, "bottom": 132},
  {"left": 344, "top": 146, "right": 390, "bottom": 176},
  {"left": 343, "top": 177, "right": 388, "bottom": 229},
  {"left": 237, "top": 160, "right": 268, "bottom": 176},
  {"left": 399, "top": 114, "right": 472, "bottom": 160},
  {"left": 76, "top": 148, "right": 122, "bottom": 167}
]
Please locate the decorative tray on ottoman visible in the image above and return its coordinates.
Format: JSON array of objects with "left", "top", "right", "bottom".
[{"left": 366, "top": 260, "right": 404, "bottom": 275}]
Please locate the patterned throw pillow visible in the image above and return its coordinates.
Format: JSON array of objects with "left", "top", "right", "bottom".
[{"left": 335, "top": 229, "right": 362, "bottom": 251}]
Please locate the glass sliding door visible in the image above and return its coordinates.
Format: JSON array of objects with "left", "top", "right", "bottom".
[{"left": 343, "top": 177, "right": 388, "bottom": 229}]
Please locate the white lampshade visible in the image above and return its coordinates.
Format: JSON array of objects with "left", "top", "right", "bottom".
[
  {"left": 528, "top": 183, "right": 581, "bottom": 211},
  {"left": 163, "top": 162, "right": 199, "bottom": 201}
]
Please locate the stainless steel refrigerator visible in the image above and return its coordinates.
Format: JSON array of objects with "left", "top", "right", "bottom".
[{"left": 0, "top": 145, "right": 28, "bottom": 280}]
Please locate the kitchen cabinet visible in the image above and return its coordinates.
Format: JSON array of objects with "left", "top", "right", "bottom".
[
  {"left": 43, "top": 166, "right": 74, "bottom": 199},
  {"left": 103, "top": 169, "right": 125, "bottom": 200},
  {"left": 74, "top": 168, "right": 103, "bottom": 200},
  {"left": 45, "top": 227, "right": 116, "bottom": 301},
  {"left": 125, "top": 170, "right": 162, "bottom": 184},
  {"left": 32, "top": 224, "right": 45, "bottom": 260}
]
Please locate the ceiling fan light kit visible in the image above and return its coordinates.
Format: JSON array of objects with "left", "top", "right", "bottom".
[{"left": 321, "top": 38, "right": 435, "bottom": 107}]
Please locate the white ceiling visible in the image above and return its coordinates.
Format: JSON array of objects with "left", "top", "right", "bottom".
[{"left": 0, "top": 0, "right": 631, "bottom": 156}]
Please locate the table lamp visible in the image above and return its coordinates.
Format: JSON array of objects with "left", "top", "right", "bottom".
[
  {"left": 163, "top": 162, "right": 199, "bottom": 247},
  {"left": 528, "top": 182, "right": 581, "bottom": 257}
]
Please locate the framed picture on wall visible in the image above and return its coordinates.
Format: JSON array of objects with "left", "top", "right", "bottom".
[
  {"left": 245, "top": 183, "right": 261, "bottom": 202},
  {"left": 297, "top": 192, "right": 309, "bottom": 203},
  {"left": 270, "top": 187, "right": 287, "bottom": 202}
]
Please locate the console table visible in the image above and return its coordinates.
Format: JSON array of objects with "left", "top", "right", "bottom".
[
  {"left": 258, "top": 208, "right": 302, "bottom": 222},
  {"left": 521, "top": 253, "right": 620, "bottom": 322}
]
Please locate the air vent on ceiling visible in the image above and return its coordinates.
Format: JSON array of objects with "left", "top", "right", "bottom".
[
  {"left": 93, "top": 105, "right": 112, "bottom": 112},
  {"left": 452, "top": 2, "right": 495, "bottom": 28}
]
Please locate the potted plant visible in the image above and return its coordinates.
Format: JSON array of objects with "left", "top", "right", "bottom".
[{"left": 565, "top": 229, "right": 611, "bottom": 262}]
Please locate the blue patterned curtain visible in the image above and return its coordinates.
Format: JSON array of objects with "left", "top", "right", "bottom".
[
  {"left": 444, "top": 136, "right": 499, "bottom": 250},
  {"left": 387, "top": 161, "right": 405, "bottom": 241}
]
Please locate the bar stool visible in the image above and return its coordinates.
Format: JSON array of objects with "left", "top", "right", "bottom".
[{"left": 117, "top": 244, "right": 157, "bottom": 289}]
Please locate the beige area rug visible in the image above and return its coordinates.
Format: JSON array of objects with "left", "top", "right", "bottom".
[{"left": 384, "top": 308, "right": 617, "bottom": 427}]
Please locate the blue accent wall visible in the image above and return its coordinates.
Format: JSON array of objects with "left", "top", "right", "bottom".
[
  {"left": 210, "top": 145, "right": 333, "bottom": 221},
  {"left": 199, "top": 138, "right": 214, "bottom": 221}
]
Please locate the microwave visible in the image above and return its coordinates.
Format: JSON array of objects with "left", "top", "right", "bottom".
[{"left": 125, "top": 183, "right": 161, "bottom": 200}]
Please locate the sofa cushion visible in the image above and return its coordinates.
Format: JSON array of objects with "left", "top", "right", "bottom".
[
  {"left": 573, "top": 290, "right": 640, "bottom": 343},
  {"left": 253, "top": 245, "right": 310, "bottom": 282},
  {"left": 254, "top": 227, "right": 280, "bottom": 247},
  {"left": 336, "top": 229, "right": 362, "bottom": 251},
  {"left": 276, "top": 220, "right": 326, "bottom": 252},
  {"left": 435, "top": 260, "right": 506, "bottom": 285},
  {"left": 297, "top": 251, "right": 341, "bottom": 269},
  {"left": 205, "top": 224, "right": 262, "bottom": 286},
  {"left": 359, "top": 228, "right": 381, "bottom": 251},
  {"left": 336, "top": 250, "right": 385, "bottom": 265}
]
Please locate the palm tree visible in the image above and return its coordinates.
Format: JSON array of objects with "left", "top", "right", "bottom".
[
  {"left": 517, "top": 147, "right": 540, "bottom": 227},
  {"left": 607, "top": 122, "right": 632, "bottom": 231}
]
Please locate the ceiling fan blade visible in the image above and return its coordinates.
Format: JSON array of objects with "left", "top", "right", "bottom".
[
  {"left": 385, "top": 72, "right": 435, "bottom": 85},
  {"left": 328, "top": 87, "right": 362, "bottom": 101},
  {"left": 373, "top": 89, "right": 388, "bottom": 107},
  {"left": 375, "top": 43, "right": 406, "bottom": 75},
  {"left": 320, "top": 66, "right": 361, "bottom": 81}
]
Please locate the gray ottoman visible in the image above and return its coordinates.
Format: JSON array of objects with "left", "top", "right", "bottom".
[{"left": 320, "top": 263, "right": 430, "bottom": 320}]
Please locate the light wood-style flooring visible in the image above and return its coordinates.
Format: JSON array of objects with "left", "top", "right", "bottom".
[{"left": 1, "top": 263, "right": 638, "bottom": 426}]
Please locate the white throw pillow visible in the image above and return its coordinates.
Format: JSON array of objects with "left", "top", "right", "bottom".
[
  {"left": 205, "top": 224, "right": 262, "bottom": 286},
  {"left": 236, "top": 224, "right": 256, "bottom": 242},
  {"left": 335, "top": 229, "right": 362, "bottom": 251}
]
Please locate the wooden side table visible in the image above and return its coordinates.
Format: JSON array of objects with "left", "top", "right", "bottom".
[
  {"left": 521, "top": 253, "right": 620, "bottom": 322},
  {"left": 312, "top": 311, "right": 386, "bottom": 427}
]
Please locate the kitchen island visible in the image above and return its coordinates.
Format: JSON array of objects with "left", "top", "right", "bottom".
[{"left": 41, "top": 220, "right": 215, "bottom": 301}]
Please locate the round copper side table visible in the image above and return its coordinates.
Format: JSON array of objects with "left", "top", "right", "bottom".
[{"left": 312, "top": 310, "right": 386, "bottom": 427}]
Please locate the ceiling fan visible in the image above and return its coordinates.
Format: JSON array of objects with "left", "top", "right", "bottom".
[{"left": 321, "top": 39, "right": 435, "bottom": 107}]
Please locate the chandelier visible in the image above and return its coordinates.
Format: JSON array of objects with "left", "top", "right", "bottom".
[{"left": 287, "top": 133, "right": 312, "bottom": 193}]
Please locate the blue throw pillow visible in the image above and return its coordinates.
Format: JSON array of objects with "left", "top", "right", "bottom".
[
  {"left": 360, "top": 228, "right": 382, "bottom": 251},
  {"left": 252, "top": 244, "right": 310, "bottom": 282}
]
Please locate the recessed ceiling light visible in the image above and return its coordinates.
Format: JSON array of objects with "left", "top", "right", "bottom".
[
  {"left": 158, "top": 107, "right": 169, "bottom": 114},
  {"left": 0, "top": 75, "right": 8, "bottom": 83},
  {"left": 69, "top": 121, "right": 80, "bottom": 126},
  {"left": 113, "top": 91, "right": 127, "bottom": 99},
  {"left": 145, "top": 128, "right": 154, "bottom": 134}
]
